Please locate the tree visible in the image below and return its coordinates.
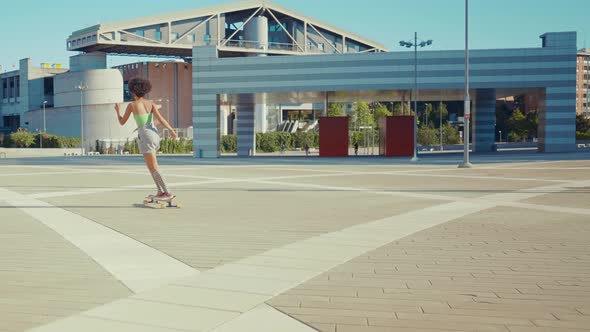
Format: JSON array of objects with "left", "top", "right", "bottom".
[
  {"left": 429, "top": 102, "right": 449, "bottom": 128},
  {"left": 393, "top": 102, "right": 413, "bottom": 116},
  {"left": 373, "top": 103, "right": 392, "bottom": 128},
  {"left": 422, "top": 103, "right": 434, "bottom": 127},
  {"left": 352, "top": 102, "right": 373, "bottom": 128},
  {"left": 327, "top": 103, "right": 345, "bottom": 117},
  {"left": 507, "top": 108, "right": 527, "bottom": 141},
  {"left": 495, "top": 102, "right": 511, "bottom": 140},
  {"left": 393, "top": 103, "right": 403, "bottom": 116},
  {"left": 576, "top": 114, "right": 590, "bottom": 133},
  {"left": 525, "top": 110, "right": 538, "bottom": 138}
]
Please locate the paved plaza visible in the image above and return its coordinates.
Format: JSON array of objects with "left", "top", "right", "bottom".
[{"left": 1, "top": 152, "right": 590, "bottom": 332}]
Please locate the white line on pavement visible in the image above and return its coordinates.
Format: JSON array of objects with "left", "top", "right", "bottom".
[{"left": 0, "top": 188, "right": 198, "bottom": 294}]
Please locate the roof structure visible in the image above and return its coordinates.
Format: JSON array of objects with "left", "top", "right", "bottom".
[{"left": 67, "top": 0, "right": 387, "bottom": 58}]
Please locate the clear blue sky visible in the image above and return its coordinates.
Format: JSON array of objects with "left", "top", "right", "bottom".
[{"left": 1, "top": 0, "right": 588, "bottom": 71}]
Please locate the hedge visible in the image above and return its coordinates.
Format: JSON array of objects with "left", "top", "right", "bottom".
[
  {"left": 577, "top": 131, "right": 590, "bottom": 140},
  {"left": 1, "top": 130, "right": 81, "bottom": 148}
]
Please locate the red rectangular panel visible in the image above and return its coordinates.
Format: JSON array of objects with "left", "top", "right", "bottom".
[
  {"left": 319, "top": 117, "right": 349, "bottom": 157},
  {"left": 380, "top": 116, "right": 414, "bottom": 157}
]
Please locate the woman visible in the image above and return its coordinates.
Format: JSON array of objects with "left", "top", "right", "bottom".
[{"left": 114, "top": 77, "right": 177, "bottom": 200}]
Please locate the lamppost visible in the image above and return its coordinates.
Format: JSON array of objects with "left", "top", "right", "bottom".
[
  {"left": 75, "top": 84, "right": 88, "bottom": 156},
  {"left": 400, "top": 33, "right": 433, "bottom": 162},
  {"left": 499, "top": 130, "right": 502, "bottom": 143},
  {"left": 41, "top": 101, "right": 47, "bottom": 149},
  {"left": 459, "top": 0, "right": 473, "bottom": 168},
  {"left": 156, "top": 98, "right": 170, "bottom": 136},
  {"left": 439, "top": 101, "right": 444, "bottom": 151}
]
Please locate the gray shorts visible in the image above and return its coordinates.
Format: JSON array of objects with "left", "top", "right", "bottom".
[{"left": 137, "top": 126, "right": 160, "bottom": 154}]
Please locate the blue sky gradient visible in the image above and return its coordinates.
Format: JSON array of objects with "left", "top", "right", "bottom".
[{"left": 0, "top": 0, "right": 588, "bottom": 71}]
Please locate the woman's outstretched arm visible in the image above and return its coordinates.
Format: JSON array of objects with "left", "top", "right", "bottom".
[{"left": 115, "top": 103, "right": 133, "bottom": 126}]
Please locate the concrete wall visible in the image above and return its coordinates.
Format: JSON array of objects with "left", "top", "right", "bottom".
[
  {"left": 24, "top": 103, "right": 137, "bottom": 151},
  {"left": 70, "top": 52, "right": 107, "bottom": 72},
  {"left": 54, "top": 69, "right": 123, "bottom": 108}
]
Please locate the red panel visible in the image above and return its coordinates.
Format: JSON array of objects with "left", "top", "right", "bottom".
[
  {"left": 380, "top": 116, "right": 414, "bottom": 157},
  {"left": 319, "top": 117, "right": 349, "bottom": 157}
]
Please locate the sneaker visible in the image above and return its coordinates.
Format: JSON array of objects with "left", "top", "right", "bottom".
[{"left": 155, "top": 192, "right": 174, "bottom": 200}]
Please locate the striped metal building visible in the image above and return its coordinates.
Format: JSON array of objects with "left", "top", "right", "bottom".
[{"left": 193, "top": 31, "right": 577, "bottom": 158}]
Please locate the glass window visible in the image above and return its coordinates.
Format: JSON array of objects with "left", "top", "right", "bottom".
[
  {"left": 318, "top": 43, "right": 324, "bottom": 51},
  {"left": 154, "top": 28, "right": 162, "bottom": 41},
  {"left": 188, "top": 34, "right": 196, "bottom": 43},
  {"left": 171, "top": 32, "right": 180, "bottom": 41},
  {"left": 2, "top": 78, "right": 7, "bottom": 99},
  {"left": 136, "top": 29, "right": 144, "bottom": 37},
  {"left": 15, "top": 77, "right": 19, "bottom": 97},
  {"left": 204, "top": 34, "right": 211, "bottom": 45},
  {"left": 9, "top": 77, "right": 14, "bottom": 98},
  {"left": 43, "top": 77, "right": 53, "bottom": 95}
]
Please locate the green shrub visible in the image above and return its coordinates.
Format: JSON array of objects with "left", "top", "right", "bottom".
[
  {"left": 159, "top": 138, "right": 193, "bottom": 154},
  {"left": 293, "top": 131, "right": 318, "bottom": 149},
  {"left": 123, "top": 139, "right": 140, "bottom": 154},
  {"left": 577, "top": 131, "right": 590, "bottom": 140},
  {"left": 257, "top": 132, "right": 283, "bottom": 152},
  {"left": 417, "top": 127, "right": 439, "bottom": 146},
  {"left": 29, "top": 133, "right": 80, "bottom": 149},
  {"left": 442, "top": 125, "right": 461, "bottom": 145},
  {"left": 10, "top": 129, "right": 36, "bottom": 148},
  {"left": 221, "top": 132, "right": 319, "bottom": 153},
  {"left": 2, "top": 133, "right": 14, "bottom": 148},
  {"left": 221, "top": 135, "right": 237, "bottom": 153}
]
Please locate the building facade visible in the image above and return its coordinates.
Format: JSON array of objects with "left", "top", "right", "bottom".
[
  {"left": 0, "top": 59, "right": 68, "bottom": 133},
  {"left": 577, "top": 48, "right": 590, "bottom": 117},
  {"left": 193, "top": 32, "right": 577, "bottom": 157}
]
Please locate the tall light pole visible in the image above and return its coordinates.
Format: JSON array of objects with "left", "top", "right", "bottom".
[
  {"left": 400, "top": 33, "right": 433, "bottom": 162},
  {"left": 156, "top": 98, "right": 170, "bottom": 135},
  {"left": 41, "top": 101, "right": 47, "bottom": 149},
  {"left": 459, "top": 0, "right": 473, "bottom": 168},
  {"left": 75, "top": 84, "right": 88, "bottom": 156},
  {"left": 440, "top": 101, "right": 443, "bottom": 151}
]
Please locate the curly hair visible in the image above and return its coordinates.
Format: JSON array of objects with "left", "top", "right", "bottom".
[{"left": 128, "top": 77, "right": 152, "bottom": 98}]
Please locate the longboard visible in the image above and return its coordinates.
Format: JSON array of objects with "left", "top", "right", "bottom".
[{"left": 143, "top": 195, "right": 181, "bottom": 209}]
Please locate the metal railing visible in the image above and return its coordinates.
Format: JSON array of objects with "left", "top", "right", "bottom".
[{"left": 221, "top": 39, "right": 299, "bottom": 52}]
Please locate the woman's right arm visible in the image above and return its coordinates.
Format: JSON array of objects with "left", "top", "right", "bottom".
[{"left": 115, "top": 103, "right": 133, "bottom": 126}]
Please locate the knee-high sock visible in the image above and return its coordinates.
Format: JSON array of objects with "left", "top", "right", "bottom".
[
  {"left": 151, "top": 170, "right": 169, "bottom": 194},
  {"left": 151, "top": 171, "right": 163, "bottom": 193}
]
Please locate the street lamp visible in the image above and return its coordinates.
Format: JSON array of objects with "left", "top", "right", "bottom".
[
  {"left": 399, "top": 33, "right": 433, "bottom": 162},
  {"left": 459, "top": 0, "right": 473, "bottom": 168},
  {"left": 155, "top": 98, "right": 170, "bottom": 135},
  {"left": 41, "top": 101, "right": 47, "bottom": 149},
  {"left": 75, "top": 84, "right": 88, "bottom": 156}
]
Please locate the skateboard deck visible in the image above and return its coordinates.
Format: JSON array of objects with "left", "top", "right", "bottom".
[{"left": 143, "top": 195, "right": 181, "bottom": 209}]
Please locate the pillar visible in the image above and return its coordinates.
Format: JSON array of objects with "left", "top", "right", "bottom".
[
  {"left": 539, "top": 87, "right": 576, "bottom": 152},
  {"left": 473, "top": 89, "right": 496, "bottom": 153},
  {"left": 193, "top": 94, "right": 219, "bottom": 158},
  {"left": 237, "top": 94, "right": 256, "bottom": 157}
]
